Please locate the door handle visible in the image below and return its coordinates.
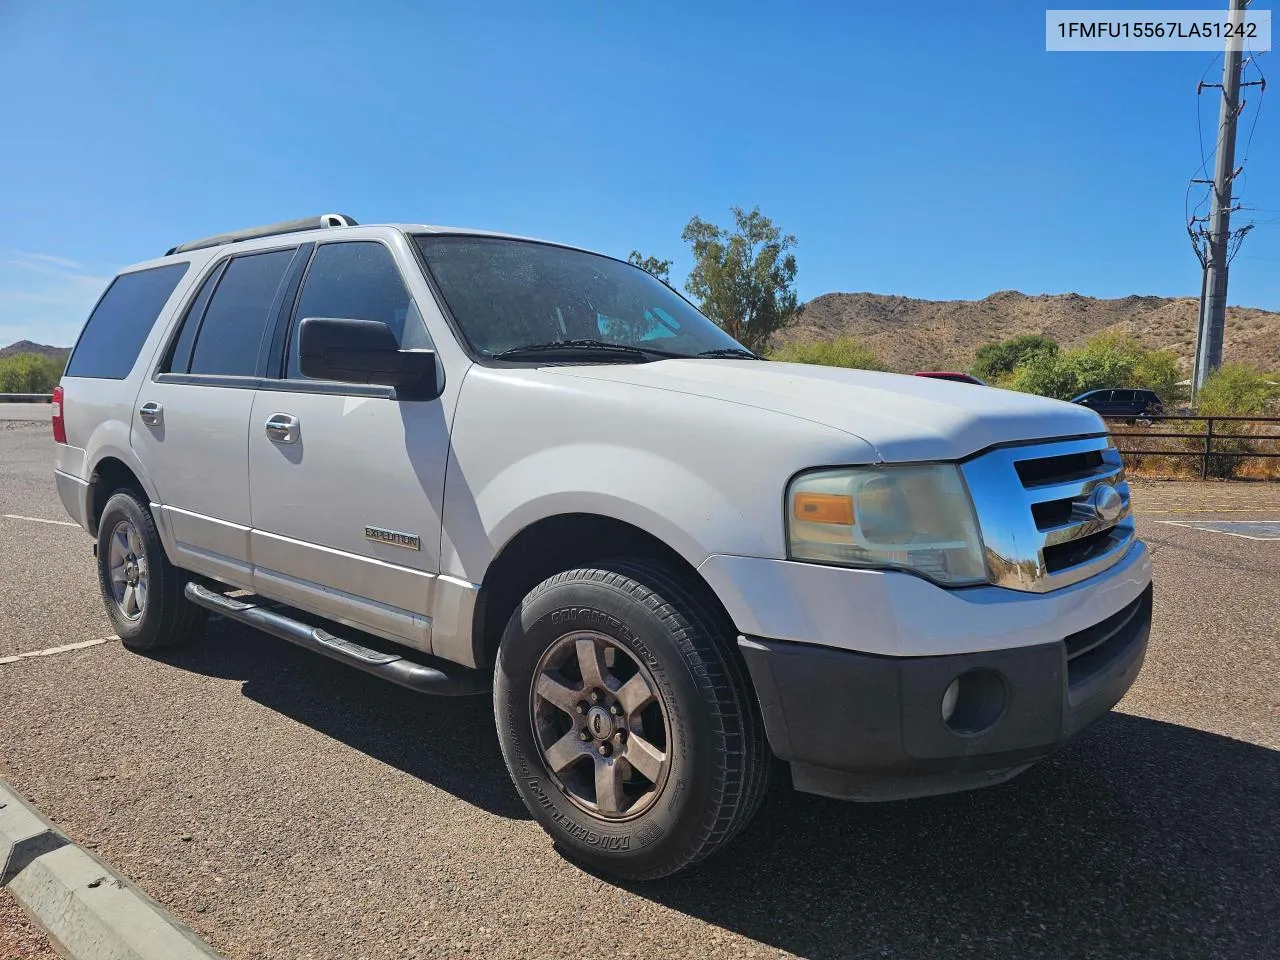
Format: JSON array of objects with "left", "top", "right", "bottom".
[
  {"left": 138, "top": 401, "right": 163, "bottom": 426},
  {"left": 264, "top": 413, "right": 300, "bottom": 444}
]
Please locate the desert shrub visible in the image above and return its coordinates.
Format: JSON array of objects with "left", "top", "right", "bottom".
[
  {"left": 1003, "top": 332, "right": 1184, "bottom": 403},
  {"left": 1197, "top": 363, "right": 1279, "bottom": 415},
  {"left": 769, "top": 337, "right": 890, "bottom": 371},
  {"left": 0, "top": 353, "right": 63, "bottom": 393},
  {"left": 971, "top": 334, "right": 1058, "bottom": 382},
  {"left": 1195, "top": 364, "right": 1280, "bottom": 478}
]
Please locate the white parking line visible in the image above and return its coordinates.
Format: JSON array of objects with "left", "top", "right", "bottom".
[
  {"left": 2, "top": 513, "right": 78, "bottom": 527},
  {"left": 1155, "top": 519, "right": 1280, "bottom": 541},
  {"left": 0, "top": 637, "right": 116, "bottom": 665}
]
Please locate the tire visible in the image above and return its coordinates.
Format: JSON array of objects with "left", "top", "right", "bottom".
[
  {"left": 95, "top": 490, "right": 206, "bottom": 651},
  {"left": 493, "top": 559, "right": 769, "bottom": 880}
]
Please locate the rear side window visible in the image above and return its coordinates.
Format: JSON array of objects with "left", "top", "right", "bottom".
[
  {"left": 65, "top": 263, "right": 189, "bottom": 379},
  {"left": 163, "top": 261, "right": 225, "bottom": 374},
  {"left": 188, "top": 249, "right": 295, "bottom": 376}
]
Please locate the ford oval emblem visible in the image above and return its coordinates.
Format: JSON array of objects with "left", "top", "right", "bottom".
[{"left": 1090, "top": 484, "right": 1124, "bottom": 524}]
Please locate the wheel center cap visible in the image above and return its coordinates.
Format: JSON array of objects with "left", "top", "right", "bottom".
[{"left": 586, "top": 705, "right": 615, "bottom": 741}]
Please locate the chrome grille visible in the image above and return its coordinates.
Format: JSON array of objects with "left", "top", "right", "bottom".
[{"left": 960, "top": 435, "right": 1135, "bottom": 593}]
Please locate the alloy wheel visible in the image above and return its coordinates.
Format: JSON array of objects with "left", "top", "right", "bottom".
[
  {"left": 530, "top": 630, "right": 671, "bottom": 820},
  {"left": 107, "top": 519, "right": 148, "bottom": 621}
]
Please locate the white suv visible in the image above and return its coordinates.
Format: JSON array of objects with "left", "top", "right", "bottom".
[{"left": 53, "top": 214, "right": 1152, "bottom": 879}]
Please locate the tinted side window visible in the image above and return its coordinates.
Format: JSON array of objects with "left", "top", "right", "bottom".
[
  {"left": 66, "top": 263, "right": 189, "bottom": 379},
  {"left": 189, "top": 249, "right": 295, "bottom": 376},
  {"left": 286, "top": 242, "right": 421, "bottom": 379},
  {"left": 163, "top": 261, "right": 225, "bottom": 374},
  {"left": 1114, "top": 390, "right": 1136, "bottom": 403}
]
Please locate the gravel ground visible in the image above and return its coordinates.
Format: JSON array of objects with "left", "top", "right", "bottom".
[
  {"left": 0, "top": 891, "right": 57, "bottom": 960},
  {"left": 1, "top": 420, "right": 1277, "bottom": 960}
]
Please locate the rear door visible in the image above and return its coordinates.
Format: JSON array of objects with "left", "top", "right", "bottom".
[
  {"left": 1111, "top": 390, "right": 1138, "bottom": 416},
  {"left": 1087, "top": 390, "right": 1115, "bottom": 415},
  {"left": 132, "top": 245, "right": 304, "bottom": 588},
  {"left": 245, "top": 238, "right": 451, "bottom": 650}
]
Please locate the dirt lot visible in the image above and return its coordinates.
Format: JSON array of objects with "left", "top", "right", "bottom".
[{"left": 1, "top": 420, "right": 1277, "bottom": 960}]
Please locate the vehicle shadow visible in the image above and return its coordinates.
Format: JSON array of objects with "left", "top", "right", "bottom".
[
  {"left": 157, "top": 621, "right": 1279, "bottom": 959},
  {"left": 625, "top": 713, "right": 1280, "bottom": 960},
  {"left": 153, "top": 617, "right": 530, "bottom": 821}
]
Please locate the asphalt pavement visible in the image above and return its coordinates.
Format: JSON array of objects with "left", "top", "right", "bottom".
[
  {"left": 0, "top": 403, "right": 52, "bottom": 422},
  {"left": 1, "top": 420, "right": 1277, "bottom": 960}
]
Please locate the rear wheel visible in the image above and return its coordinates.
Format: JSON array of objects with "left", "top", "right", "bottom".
[
  {"left": 95, "top": 490, "right": 206, "bottom": 651},
  {"left": 494, "top": 560, "right": 768, "bottom": 880}
]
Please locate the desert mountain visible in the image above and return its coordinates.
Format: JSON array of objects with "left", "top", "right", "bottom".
[
  {"left": 0, "top": 340, "right": 71, "bottom": 363},
  {"left": 781, "top": 291, "right": 1280, "bottom": 373}
]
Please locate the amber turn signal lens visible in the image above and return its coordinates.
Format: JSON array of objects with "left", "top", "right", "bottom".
[{"left": 792, "top": 492, "right": 854, "bottom": 525}]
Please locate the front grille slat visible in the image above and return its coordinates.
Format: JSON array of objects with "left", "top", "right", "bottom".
[
  {"left": 1015, "top": 450, "right": 1105, "bottom": 487},
  {"left": 961, "top": 436, "right": 1137, "bottom": 593},
  {"left": 1043, "top": 527, "right": 1119, "bottom": 573}
]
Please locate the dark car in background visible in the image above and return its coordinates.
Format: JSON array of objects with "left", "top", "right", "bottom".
[{"left": 1070, "top": 388, "right": 1163, "bottom": 420}]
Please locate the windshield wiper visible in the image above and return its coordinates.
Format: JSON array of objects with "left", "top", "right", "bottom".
[
  {"left": 695, "top": 347, "right": 762, "bottom": 360},
  {"left": 492, "top": 339, "right": 676, "bottom": 361}
]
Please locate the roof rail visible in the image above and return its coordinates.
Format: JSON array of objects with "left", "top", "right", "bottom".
[{"left": 165, "top": 213, "right": 358, "bottom": 256}]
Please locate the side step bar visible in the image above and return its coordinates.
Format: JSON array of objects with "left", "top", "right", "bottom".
[{"left": 184, "top": 583, "right": 487, "bottom": 697}]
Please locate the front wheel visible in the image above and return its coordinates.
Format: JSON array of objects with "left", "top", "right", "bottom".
[{"left": 494, "top": 561, "right": 769, "bottom": 880}]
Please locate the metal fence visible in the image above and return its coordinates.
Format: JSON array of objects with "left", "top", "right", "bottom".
[
  {"left": 1104, "top": 414, "right": 1280, "bottom": 479},
  {"left": 0, "top": 393, "right": 53, "bottom": 403}
]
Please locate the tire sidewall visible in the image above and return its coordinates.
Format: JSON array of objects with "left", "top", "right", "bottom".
[
  {"left": 495, "top": 573, "right": 722, "bottom": 874},
  {"left": 96, "top": 492, "right": 162, "bottom": 645}
]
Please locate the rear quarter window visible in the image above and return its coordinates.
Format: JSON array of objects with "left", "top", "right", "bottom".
[{"left": 65, "top": 263, "right": 190, "bottom": 379}]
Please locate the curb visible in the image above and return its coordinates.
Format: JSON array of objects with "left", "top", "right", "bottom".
[{"left": 0, "top": 781, "right": 223, "bottom": 960}]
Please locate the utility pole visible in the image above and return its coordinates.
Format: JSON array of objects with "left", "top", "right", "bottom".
[{"left": 1191, "top": 0, "right": 1249, "bottom": 393}]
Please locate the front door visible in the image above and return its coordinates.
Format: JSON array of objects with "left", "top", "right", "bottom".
[
  {"left": 246, "top": 239, "right": 451, "bottom": 651},
  {"left": 134, "top": 246, "right": 302, "bottom": 588}
]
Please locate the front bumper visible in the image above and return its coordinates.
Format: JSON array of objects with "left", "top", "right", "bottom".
[{"left": 739, "top": 583, "right": 1152, "bottom": 801}]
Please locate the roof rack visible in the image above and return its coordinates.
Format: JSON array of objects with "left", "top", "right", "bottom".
[{"left": 165, "top": 213, "right": 358, "bottom": 256}]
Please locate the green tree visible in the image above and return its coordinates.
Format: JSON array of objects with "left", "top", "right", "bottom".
[
  {"left": 971, "top": 334, "right": 1058, "bottom": 382},
  {"left": 1002, "top": 332, "right": 1185, "bottom": 402},
  {"left": 0, "top": 353, "right": 62, "bottom": 393},
  {"left": 769, "top": 337, "right": 888, "bottom": 371},
  {"left": 1006, "top": 350, "right": 1079, "bottom": 399},
  {"left": 626, "top": 251, "right": 672, "bottom": 285},
  {"left": 1133, "top": 349, "right": 1183, "bottom": 404},
  {"left": 681, "top": 206, "right": 798, "bottom": 353}
]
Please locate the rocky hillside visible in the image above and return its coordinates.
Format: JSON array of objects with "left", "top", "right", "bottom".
[
  {"left": 780, "top": 291, "right": 1280, "bottom": 373},
  {"left": 0, "top": 340, "right": 70, "bottom": 363}
]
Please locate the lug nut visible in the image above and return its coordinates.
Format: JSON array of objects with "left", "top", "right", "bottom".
[
  {"left": 590, "top": 691, "right": 600, "bottom": 703},
  {"left": 575, "top": 703, "right": 585, "bottom": 715},
  {"left": 598, "top": 743, "right": 611, "bottom": 756},
  {"left": 609, "top": 704, "right": 620, "bottom": 716},
  {"left": 614, "top": 730, "right": 625, "bottom": 742},
  {"left": 579, "top": 731, "right": 591, "bottom": 741}
]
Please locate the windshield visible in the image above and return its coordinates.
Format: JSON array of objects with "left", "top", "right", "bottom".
[{"left": 414, "top": 235, "right": 748, "bottom": 359}]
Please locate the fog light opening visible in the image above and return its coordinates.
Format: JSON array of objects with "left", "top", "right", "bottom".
[{"left": 940, "top": 669, "right": 1007, "bottom": 736}]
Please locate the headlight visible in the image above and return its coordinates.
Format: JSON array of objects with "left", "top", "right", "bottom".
[{"left": 786, "top": 464, "right": 987, "bottom": 586}]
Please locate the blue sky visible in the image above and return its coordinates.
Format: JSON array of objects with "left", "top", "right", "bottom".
[{"left": 1, "top": 0, "right": 1276, "bottom": 347}]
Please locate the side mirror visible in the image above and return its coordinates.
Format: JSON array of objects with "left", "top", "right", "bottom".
[{"left": 298, "top": 317, "right": 438, "bottom": 399}]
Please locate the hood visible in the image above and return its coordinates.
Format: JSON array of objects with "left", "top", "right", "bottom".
[{"left": 547, "top": 360, "right": 1106, "bottom": 462}]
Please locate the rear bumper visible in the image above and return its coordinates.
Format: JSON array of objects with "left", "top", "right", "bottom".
[
  {"left": 739, "top": 584, "right": 1152, "bottom": 801},
  {"left": 54, "top": 469, "right": 90, "bottom": 532}
]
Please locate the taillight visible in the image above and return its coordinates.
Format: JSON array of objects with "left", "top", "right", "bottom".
[{"left": 51, "top": 385, "right": 67, "bottom": 444}]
